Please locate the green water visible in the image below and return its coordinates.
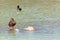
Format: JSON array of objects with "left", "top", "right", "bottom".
[
  {"left": 0, "top": 0, "right": 60, "bottom": 40},
  {"left": 0, "top": 0, "right": 60, "bottom": 24}
]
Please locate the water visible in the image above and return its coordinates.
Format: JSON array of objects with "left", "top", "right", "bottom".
[
  {"left": 0, "top": 0, "right": 60, "bottom": 40},
  {"left": 0, "top": 21, "right": 60, "bottom": 40}
]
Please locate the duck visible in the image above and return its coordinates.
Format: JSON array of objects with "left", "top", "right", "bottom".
[{"left": 8, "top": 18, "right": 16, "bottom": 31}]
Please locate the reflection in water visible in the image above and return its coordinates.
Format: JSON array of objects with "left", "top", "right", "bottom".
[
  {"left": 8, "top": 30, "right": 16, "bottom": 36},
  {"left": 7, "top": 30, "right": 17, "bottom": 40}
]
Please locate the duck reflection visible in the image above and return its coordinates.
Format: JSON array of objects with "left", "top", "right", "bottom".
[{"left": 8, "top": 30, "right": 16, "bottom": 36}]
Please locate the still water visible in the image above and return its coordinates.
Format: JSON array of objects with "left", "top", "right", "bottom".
[
  {"left": 0, "top": 0, "right": 60, "bottom": 40},
  {"left": 0, "top": 21, "right": 60, "bottom": 40}
]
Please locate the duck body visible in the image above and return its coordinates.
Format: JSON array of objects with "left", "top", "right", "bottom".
[
  {"left": 9, "top": 20, "right": 16, "bottom": 27},
  {"left": 8, "top": 18, "right": 16, "bottom": 30}
]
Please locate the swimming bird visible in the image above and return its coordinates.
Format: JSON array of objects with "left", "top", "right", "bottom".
[
  {"left": 8, "top": 18, "right": 16, "bottom": 31},
  {"left": 17, "top": 5, "right": 22, "bottom": 11}
]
